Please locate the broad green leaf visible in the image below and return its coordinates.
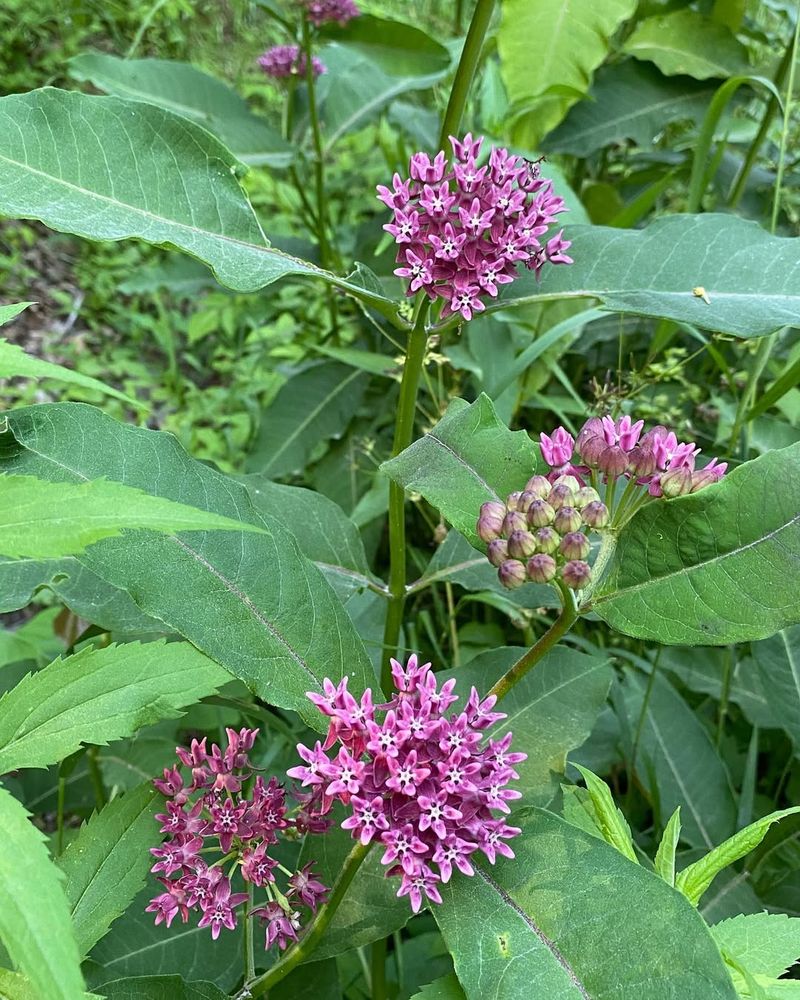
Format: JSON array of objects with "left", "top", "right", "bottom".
[
  {"left": 0, "top": 606, "right": 63, "bottom": 669},
  {"left": 0, "top": 473, "right": 265, "bottom": 559},
  {"left": 445, "top": 647, "right": 613, "bottom": 808},
  {"left": 752, "top": 626, "right": 800, "bottom": 747},
  {"left": 573, "top": 764, "right": 638, "bottom": 863},
  {"left": 496, "top": 215, "right": 800, "bottom": 338},
  {"left": 655, "top": 808, "right": 683, "bottom": 886},
  {"left": 544, "top": 60, "right": 716, "bottom": 156},
  {"left": 0, "top": 639, "right": 229, "bottom": 772},
  {"left": 269, "top": 960, "right": 342, "bottom": 1000},
  {"left": 58, "top": 784, "right": 159, "bottom": 956},
  {"left": 591, "top": 444, "right": 800, "bottom": 644},
  {"left": 436, "top": 808, "right": 738, "bottom": 1000},
  {"left": 380, "top": 395, "right": 538, "bottom": 548},
  {"left": 0, "top": 90, "right": 397, "bottom": 320},
  {"left": 90, "top": 976, "right": 226, "bottom": 1000},
  {"left": 624, "top": 9, "right": 750, "bottom": 79},
  {"left": 711, "top": 913, "right": 800, "bottom": 979},
  {"left": 628, "top": 672, "right": 736, "bottom": 849},
  {"left": 246, "top": 363, "right": 368, "bottom": 478},
  {"left": 0, "top": 787, "right": 86, "bottom": 1000},
  {"left": 0, "top": 970, "right": 99, "bottom": 1000},
  {"left": 0, "top": 337, "right": 140, "bottom": 407},
  {"left": 676, "top": 807, "right": 800, "bottom": 906},
  {"left": 498, "top": 0, "right": 638, "bottom": 145},
  {"left": 324, "top": 14, "right": 450, "bottom": 76},
  {"left": 241, "top": 474, "right": 376, "bottom": 600},
  {"left": 68, "top": 53, "right": 293, "bottom": 167},
  {"left": 0, "top": 302, "right": 34, "bottom": 326},
  {"left": 411, "top": 974, "right": 467, "bottom": 1000},
  {"left": 561, "top": 784, "right": 605, "bottom": 841},
  {"left": 2, "top": 403, "right": 374, "bottom": 726}
]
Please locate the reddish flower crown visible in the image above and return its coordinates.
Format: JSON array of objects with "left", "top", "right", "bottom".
[{"left": 258, "top": 44, "right": 326, "bottom": 79}]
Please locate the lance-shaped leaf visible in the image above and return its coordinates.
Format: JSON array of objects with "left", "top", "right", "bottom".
[
  {"left": 92, "top": 976, "right": 227, "bottom": 1000},
  {"left": 623, "top": 9, "right": 750, "bottom": 80},
  {"left": 711, "top": 913, "right": 800, "bottom": 980},
  {"left": 381, "top": 395, "right": 538, "bottom": 548},
  {"left": 494, "top": 215, "right": 800, "bottom": 338},
  {"left": 0, "top": 302, "right": 34, "bottom": 326},
  {"left": 0, "top": 640, "right": 229, "bottom": 772},
  {"left": 58, "top": 783, "right": 159, "bottom": 956},
  {"left": 590, "top": 443, "right": 800, "bottom": 644},
  {"left": 68, "top": 53, "right": 294, "bottom": 168},
  {"left": 655, "top": 808, "right": 683, "bottom": 886},
  {"left": 0, "top": 89, "right": 397, "bottom": 320},
  {"left": 2, "top": 403, "right": 373, "bottom": 727},
  {"left": 0, "top": 787, "right": 86, "bottom": 1000},
  {"left": 435, "top": 809, "right": 738, "bottom": 1000},
  {"left": 573, "top": 764, "right": 638, "bottom": 863},
  {"left": 0, "top": 473, "right": 266, "bottom": 559}
]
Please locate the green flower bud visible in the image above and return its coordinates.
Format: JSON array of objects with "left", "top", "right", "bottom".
[
  {"left": 527, "top": 553, "right": 557, "bottom": 584},
  {"left": 534, "top": 526, "right": 560, "bottom": 554},
  {"left": 553, "top": 505, "right": 582, "bottom": 535},
  {"left": 559, "top": 531, "right": 591, "bottom": 561},
  {"left": 552, "top": 474, "right": 581, "bottom": 494},
  {"left": 502, "top": 510, "right": 528, "bottom": 536},
  {"left": 548, "top": 483, "right": 575, "bottom": 510},
  {"left": 582, "top": 500, "right": 609, "bottom": 529},
  {"left": 527, "top": 499, "right": 555, "bottom": 528},
  {"left": 508, "top": 529, "right": 538, "bottom": 560},
  {"left": 561, "top": 560, "right": 592, "bottom": 590},
  {"left": 661, "top": 466, "right": 693, "bottom": 498},
  {"left": 516, "top": 490, "right": 537, "bottom": 513},
  {"left": 574, "top": 486, "right": 600, "bottom": 509},
  {"left": 524, "top": 475, "right": 551, "bottom": 499},
  {"left": 487, "top": 538, "right": 509, "bottom": 567},
  {"left": 477, "top": 500, "right": 506, "bottom": 543},
  {"left": 498, "top": 559, "right": 527, "bottom": 589},
  {"left": 505, "top": 491, "right": 524, "bottom": 511}
]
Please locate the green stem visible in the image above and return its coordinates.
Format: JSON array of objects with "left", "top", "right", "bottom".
[
  {"left": 716, "top": 647, "right": 734, "bottom": 749},
  {"left": 581, "top": 529, "right": 618, "bottom": 607},
  {"left": 488, "top": 582, "right": 578, "bottom": 702},
  {"left": 631, "top": 649, "right": 662, "bottom": 775},
  {"left": 770, "top": 2, "right": 800, "bottom": 234},
  {"left": 728, "top": 332, "right": 777, "bottom": 457},
  {"left": 438, "top": 0, "right": 496, "bottom": 145},
  {"left": 244, "top": 883, "right": 256, "bottom": 985},
  {"left": 247, "top": 840, "right": 373, "bottom": 997},
  {"left": 371, "top": 936, "right": 388, "bottom": 1000},
  {"left": 381, "top": 305, "right": 430, "bottom": 690},
  {"left": 87, "top": 747, "right": 107, "bottom": 809},
  {"left": 56, "top": 775, "right": 66, "bottom": 855}
]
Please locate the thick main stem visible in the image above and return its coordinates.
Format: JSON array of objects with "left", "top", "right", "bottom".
[
  {"left": 246, "top": 840, "right": 373, "bottom": 997},
  {"left": 439, "top": 0, "right": 496, "bottom": 145}
]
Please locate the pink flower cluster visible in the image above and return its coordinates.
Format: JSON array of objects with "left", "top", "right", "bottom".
[
  {"left": 258, "top": 44, "right": 326, "bottom": 79},
  {"left": 300, "top": 0, "right": 359, "bottom": 25},
  {"left": 540, "top": 415, "right": 727, "bottom": 497},
  {"left": 378, "top": 134, "right": 572, "bottom": 322},
  {"left": 147, "top": 728, "right": 328, "bottom": 952},
  {"left": 289, "top": 657, "right": 525, "bottom": 913}
]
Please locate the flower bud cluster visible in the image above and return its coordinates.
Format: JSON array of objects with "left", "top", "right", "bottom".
[
  {"left": 477, "top": 474, "right": 603, "bottom": 593},
  {"left": 540, "top": 415, "right": 727, "bottom": 498},
  {"left": 148, "top": 728, "right": 328, "bottom": 953},
  {"left": 378, "top": 134, "right": 572, "bottom": 322},
  {"left": 299, "top": 0, "right": 359, "bottom": 25},
  {"left": 289, "top": 657, "right": 525, "bottom": 913},
  {"left": 258, "top": 45, "right": 326, "bottom": 79}
]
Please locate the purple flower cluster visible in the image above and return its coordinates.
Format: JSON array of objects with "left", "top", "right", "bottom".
[
  {"left": 378, "top": 134, "right": 572, "bottom": 322},
  {"left": 289, "top": 657, "right": 525, "bottom": 913},
  {"left": 542, "top": 415, "right": 727, "bottom": 498},
  {"left": 477, "top": 474, "right": 603, "bottom": 592},
  {"left": 300, "top": 0, "right": 359, "bottom": 24},
  {"left": 147, "top": 728, "right": 328, "bottom": 952},
  {"left": 258, "top": 44, "right": 326, "bottom": 79}
]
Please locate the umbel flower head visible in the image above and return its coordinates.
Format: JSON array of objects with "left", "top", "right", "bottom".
[
  {"left": 378, "top": 134, "right": 572, "bottom": 322},
  {"left": 147, "top": 728, "right": 328, "bottom": 953},
  {"left": 258, "top": 44, "right": 326, "bottom": 79},
  {"left": 299, "top": 0, "right": 359, "bottom": 25},
  {"left": 289, "top": 658, "right": 525, "bottom": 913}
]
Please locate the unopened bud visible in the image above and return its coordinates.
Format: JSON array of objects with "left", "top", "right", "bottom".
[
  {"left": 527, "top": 499, "right": 555, "bottom": 528},
  {"left": 534, "top": 526, "right": 560, "bottom": 554},
  {"left": 552, "top": 474, "right": 580, "bottom": 494},
  {"left": 526, "top": 553, "right": 557, "bottom": 584},
  {"left": 628, "top": 444, "right": 656, "bottom": 478},
  {"left": 487, "top": 538, "right": 509, "bottom": 567},
  {"left": 502, "top": 510, "right": 528, "bottom": 536},
  {"left": 561, "top": 560, "right": 592, "bottom": 590},
  {"left": 576, "top": 417, "right": 603, "bottom": 453},
  {"left": 516, "top": 490, "right": 537, "bottom": 513},
  {"left": 524, "top": 475, "right": 551, "bottom": 499},
  {"left": 597, "top": 445, "right": 628, "bottom": 478},
  {"left": 574, "top": 486, "right": 600, "bottom": 509},
  {"left": 661, "top": 466, "right": 693, "bottom": 498},
  {"left": 477, "top": 501, "right": 506, "bottom": 543},
  {"left": 505, "top": 491, "right": 524, "bottom": 511},
  {"left": 498, "top": 559, "right": 527, "bottom": 589},
  {"left": 560, "top": 531, "right": 591, "bottom": 561},
  {"left": 576, "top": 418, "right": 606, "bottom": 465},
  {"left": 508, "top": 530, "right": 538, "bottom": 560},
  {"left": 553, "top": 505, "right": 582, "bottom": 535},
  {"left": 582, "top": 500, "right": 609, "bottom": 529},
  {"left": 548, "top": 483, "right": 575, "bottom": 510}
]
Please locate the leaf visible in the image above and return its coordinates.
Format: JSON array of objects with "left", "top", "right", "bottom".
[
  {"left": 0, "top": 337, "right": 140, "bottom": 408},
  {"left": 590, "top": 444, "right": 800, "bottom": 644},
  {"left": 380, "top": 395, "right": 538, "bottom": 549},
  {"left": 435, "top": 808, "right": 738, "bottom": 1000},
  {"left": 0, "top": 473, "right": 266, "bottom": 559},
  {"left": 544, "top": 59, "right": 717, "bottom": 156},
  {"left": 246, "top": 363, "right": 368, "bottom": 477},
  {"left": 498, "top": 0, "right": 638, "bottom": 145},
  {"left": 0, "top": 970, "right": 99, "bottom": 1000},
  {"left": 444, "top": 647, "right": 613, "bottom": 808},
  {"left": 573, "top": 764, "right": 638, "bottom": 863},
  {"left": 68, "top": 53, "right": 294, "bottom": 168},
  {"left": 0, "top": 639, "right": 229, "bottom": 772},
  {"left": 2, "top": 403, "right": 374, "bottom": 728},
  {"left": 624, "top": 9, "right": 750, "bottom": 79},
  {"left": 269, "top": 960, "right": 342, "bottom": 1000},
  {"left": 676, "top": 807, "right": 800, "bottom": 906},
  {"left": 0, "top": 90, "right": 397, "bottom": 319},
  {"left": 0, "top": 787, "right": 86, "bottom": 1000},
  {"left": 0, "top": 302, "right": 34, "bottom": 326},
  {"left": 90, "top": 976, "right": 227, "bottom": 1000},
  {"left": 324, "top": 14, "right": 451, "bottom": 77},
  {"left": 496, "top": 215, "right": 800, "bottom": 338},
  {"left": 711, "top": 912, "right": 800, "bottom": 979},
  {"left": 751, "top": 625, "right": 800, "bottom": 747},
  {"left": 411, "top": 974, "right": 467, "bottom": 1000},
  {"left": 628, "top": 672, "right": 736, "bottom": 849},
  {"left": 655, "top": 808, "right": 683, "bottom": 886},
  {"left": 57, "top": 784, "right": 159, "bottom": 957}
]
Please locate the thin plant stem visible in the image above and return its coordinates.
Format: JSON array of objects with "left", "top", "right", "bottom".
[
  {"left": 247, "top": 840, "right": 373, "bottom": 997},
  {"left": 126, "top": 0, "right": 169, "bottom": 58},
  {"left": 371, "top": 936, "right": 388, "bottom": 1000},
  {"left": 87, "top": 747, "right": 107, "bottom": 809},
  {"left": 630, "top": 649, "right": 662, "bottom": 776},
  {"left": 438, "top": 0, "right": 496, "bottom": 146},
  {"left": 244, "top": 883, "right": 256, "bottom": 984},
  {"left": 716, "top": 647, "right": 734, "bottom": 749},
  {"left": 487, "top": 582, "right": 578, "bottom": 702},
  {"left": 56, "top": 775, "right": 66, "bottom": 855},
  {"left": 445, "top": 580, "right": 460, "bottom": 667},
  {"left": 771, "top": 3, "right": 800, "bottom": 234}
]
